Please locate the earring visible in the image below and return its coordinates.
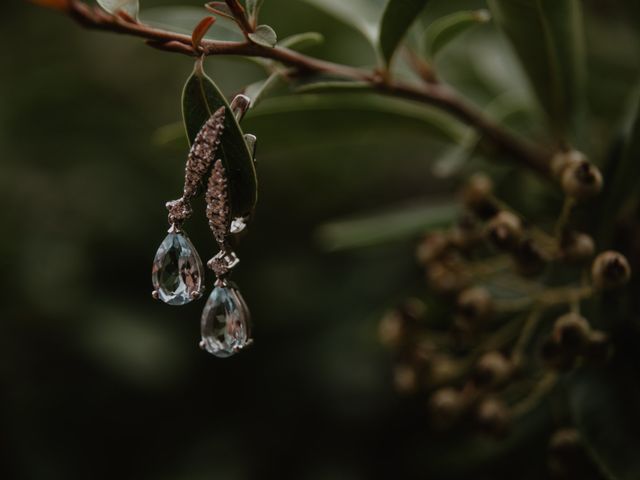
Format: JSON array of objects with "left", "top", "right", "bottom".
[
  {"left": 151, "top": 106, "right": 226, "bottom": 305},
  {"left": 199, "top": 95, "right": 255, "bottom": 357}
]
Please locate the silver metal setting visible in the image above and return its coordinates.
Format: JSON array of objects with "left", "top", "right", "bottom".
[
  {"left": 207, "top": 250, "right": 240, "bottom": 278},
  {"left": 230, "top": 94, "right": 251, "bottom": 122}
]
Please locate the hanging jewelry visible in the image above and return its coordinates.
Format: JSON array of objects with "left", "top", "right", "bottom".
[
  {"left": 151, "top": 106, "right": 226, "bottom": 305},
  {"left": 199, "top": 94, "right": 255, "bottom": 357}
]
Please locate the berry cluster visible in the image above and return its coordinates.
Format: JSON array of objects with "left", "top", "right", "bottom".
[{"left": 379, "top": 153, "right": 631, "bottom": 447}]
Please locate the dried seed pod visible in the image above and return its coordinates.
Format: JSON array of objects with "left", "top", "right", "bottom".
[
  {"left": 416, "top": 231, "right": 450, "bottom": 265},
  {"left": 591, "top": 250, "right": 631, "bottom": 290},
  {"left": 513, "top": 238, "right": 546, "bottom": 276},
  {"left": 541, "top": 337, "right": 576, "bottom": 371},
  {"left": 412, "top": 339, "right": 438, "bottom": 364},
  {"left": 548, "top": 428, "right": 587, "bottom": 479},
  {"left": 378, "top": 310, "right": 404, "bottom": 348},
  {"left": 485, "top": 211, "right": 524, "bottom": 251},
  {"left": 561, "top": 159, "right": 603, "bottom": 200},
  {"left": 401, "top": 297, "right": 427, "bottom": 320},
  {"left": 552, "top": 313, "right": 591, "bottom": 354},
  {"left": 451, "top": 315, "right": 476, "bottom": 349},
  {"left": 549, "top": 428, "right": 581, "bottom": 454},
  {"left": 585, "top": 330, "right": 612, "bottom": 365},
  {"left": 550, "top": 150, "right": 584, "bottom": 179},
  {"left": 476, "top": 397, "right": 510, "bottom": 436},
  {"left": 427, "top": 257, "right": 471, "bottom": 294},
  {"left": 428, "top": 388, "right": 465, "bottom": 429},
  {"left": 427, "top": 354, "right": 459, "bottom": 386},
  {"left": 461, "top": 173, "right": 496, "bottom": 219},
  {"left": 378, "top": 299, "right": 426, "bottom": 348},
  {"left": 457, "top": 287, "right": 493, "bottom": 322},
  {"left": 393, "top": 364, "right": 418, "bottom": 394},
  {"left": 474, "top": 351, "right": 512, "bottom": 387},
  {"left": 561, "top": 232, "right": 595, "bottom": 262},
  {"left": 449, "top": 214, "right": 482, "bottom": 250}
]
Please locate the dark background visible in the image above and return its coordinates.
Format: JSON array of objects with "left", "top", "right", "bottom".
[{"left": 1, "top": 1, "right": 639, "bottom": 479}]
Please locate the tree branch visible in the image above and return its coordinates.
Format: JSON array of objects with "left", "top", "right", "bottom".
[{"left": 59, "top": 0, "right": 550, "bottom": 177}]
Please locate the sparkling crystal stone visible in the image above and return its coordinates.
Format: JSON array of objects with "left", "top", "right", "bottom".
[
  {"left": 200, "top": 284, "right": 252, "bottom": 357},
  {"left": 151, "top": 230, "right": 204, "bottom": 305}
]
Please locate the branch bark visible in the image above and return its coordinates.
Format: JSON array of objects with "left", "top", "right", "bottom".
[{"left": 60, "top": 0, "right": 550, "bottom": 176}]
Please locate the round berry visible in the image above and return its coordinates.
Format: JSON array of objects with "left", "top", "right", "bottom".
[
  {"left": 591, "top": 250, "right": 631, "bottom": 290},
  {"left": 485, "top": 211, "right": 523, "bottom": 250},
  {"left": 561, "top": 159, "right": 603, "bottom": 200}
]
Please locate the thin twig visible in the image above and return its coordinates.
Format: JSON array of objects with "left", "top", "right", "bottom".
[
  {"left": 511, "top": 372, "right": 558, "bottom": 418},
  {"left": 53, "top": 0, "right": 552, "bottom": 176},
  {"left": 511, "top": 308, "right": 543, "bottom": 368},
  {"left": 553, "top": 196, "right": 576, "bottom": 241}
]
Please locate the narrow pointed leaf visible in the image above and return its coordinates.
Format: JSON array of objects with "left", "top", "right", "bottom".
[
  {"left": 432, "top": 93, "right": 528, "bottom": 177},
  {"left": 597, "top": 83, "right": 640, "bottom": 244},
  {"left": 191, "top": 17, "right": 216, "bottom": 50},
  {"left": 379, "top": 0, "right": 430, "bottom": 65},
  {"left": 301, "top": 0, "right": 381, "bottom": 46},
  {"left": 317, "top": 202, "right": 458, "bottom": 251},
  {"left": 182, "top": 61, "right": 257, "bottom": 218},
  {"left": 279, "top": 32, "right": 324, "bottom": 50},
  {"left": 248, "top": 24, "right": 277, "bottom": 47},
  {"left": 205, "top": 2, "right": 236, "bottom": 21},
  {"left": 487, "top": 0, "right": 586, "bottom": 140},
  {"left": 246, "top": 0, "right": 265, "bottom": 22},
  {"left": 141, "top": 7, "right": 243, "bottom": 41},
  {"left": 431, "top": 130, "right": 478, "bottom": 178},
  {"left": 425, "top": 9, "right": 490, "bottom": 60},
  {"left": 244, "top": 73, "right": 283, "bottom": 109},
  {"left": 295, "top": 81, "right": 372, "bottom": 94},
  {"left": 97, "top": 0, "right": 139, "bottom": 20},
  {"left": 246, "top": 93, "right": 467, "bottom": 144}
]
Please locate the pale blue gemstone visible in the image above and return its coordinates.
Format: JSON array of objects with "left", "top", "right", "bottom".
[
  {"left": 200, "top": 285, "right": 251, "bottom": 357},
  {"left": 152, "top": 232, "right": 204, "bottom": 305}
]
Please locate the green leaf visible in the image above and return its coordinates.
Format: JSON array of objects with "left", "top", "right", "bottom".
[
  {"left": 245, "top": 93, "right": 468, "bottom": 143},
  {"left": 569, "top": 368, "right": 640, "bottom": 480},
  {"left": 432, "top": 92, "right": 529, "bottom": 177},
  {"left": 424, "top": 9, "right": 490, "bottom": 60},
  {"left": 244, "top": 73, "right": 283, "bottom": 109},
  {"left": 96, "top": 0, "right": 138, "bottom": 20},
  {"left": 317, "top": 201, "right": 458, "bottom": 251},
  {"left": 295, "top": 81, "right": 372, "bottom": 94},
  {"left": 182, "top": 60, "right": 257, "bottom": 218},
  {"left": 278, "top": 32, "right": 324, "bottom": 50},
  {"left": 487, "top": 0, "right": 586, "bottom": 140},
  {"left": 431, "top": 129, "right": 478, "bottom": 178},
  {"left": 379, "top": 0, "right": 430, "bottom": 65},
  {"left": 301, "top": 0, "right": 382, "bottom": 46},
  {"left": 597, "top": 83, "right": 640, "bottom": 245},
  {"left": 248, "top": 24, "right": 278, "bottom": 47},
  {"left": 191, "top": 16, "right": 216, "bottom": 50},
  {"left": 246, "top": 0, "right": 265, "bottom": 22},
  {"left": 141, "top": 7, "right": 243, "bottom": 41},
  {"left": 204, "top": 2, "right": 236, "bottom": 21}
]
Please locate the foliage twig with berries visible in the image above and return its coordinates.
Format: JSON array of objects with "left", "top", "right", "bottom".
[{"left": 34, "top": 0, "right": 640, "bottom": 478}]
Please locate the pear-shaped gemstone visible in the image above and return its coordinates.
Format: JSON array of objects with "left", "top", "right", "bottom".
[
  {"left": 200, "top": 285, "right": 252, "bottom": 357},
  {"left": 152, "top": 231, "right": 204, "bottom": 305}
]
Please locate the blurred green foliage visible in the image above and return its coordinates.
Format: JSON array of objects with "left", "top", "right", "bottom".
[{"left": 1, "top": 0, "right": 639, "bottom": 479}]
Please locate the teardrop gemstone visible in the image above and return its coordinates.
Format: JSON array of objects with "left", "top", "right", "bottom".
[
  {"left": 200, "top": 285, "right": 252, "bottom": 357},
  {"left": 151, "top": 231, "right": 204, "bottom": 305}
]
